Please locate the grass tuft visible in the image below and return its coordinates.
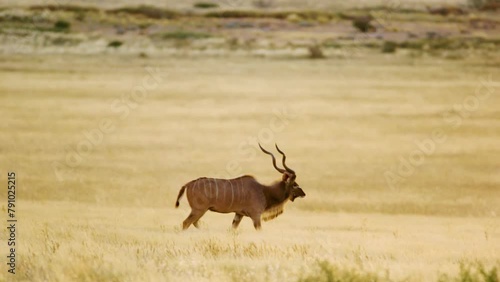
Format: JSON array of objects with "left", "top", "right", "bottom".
[
  {"left": 299, "top": 260, "right": 387, "bottom": 282},
  {"left": 438, "top": 262, "right": 499, "bottom": 282}
]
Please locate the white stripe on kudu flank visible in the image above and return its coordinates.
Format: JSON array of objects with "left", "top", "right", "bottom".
[
  {"left": 228, "top": 179, "right": 234, "bottom": 208},
  {"left": 214, "top": 178, "right": 219, "bottom": 200},
  {"left": 192, "top": 178, "right": 199, "bottom": 196},
  {"left": 223, "top": 180, "right": 227, "bottom": 202},
  {"left": 239, "top": 177, "right": 244, "bottom": 203}
]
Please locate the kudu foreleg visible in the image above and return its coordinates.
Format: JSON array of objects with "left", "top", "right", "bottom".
[
  {"left": 250, "top": 214, "right": 262, "bottom": 230},
  {"left": 232, "top": 213, "right": 243, "bottom": 229}
]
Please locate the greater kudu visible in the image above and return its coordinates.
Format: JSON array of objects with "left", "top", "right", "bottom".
[{"left": 175, "top": 144, "right": 305, "bottom": 230}]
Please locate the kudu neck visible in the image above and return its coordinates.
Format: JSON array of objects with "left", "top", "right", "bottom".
[{"left": 263, "top": 180, "right": 291, "bottom": 209}]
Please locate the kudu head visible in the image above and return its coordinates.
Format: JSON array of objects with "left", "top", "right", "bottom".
[{"left": 258, "top": 143, "right": 306, "bottom": 202}]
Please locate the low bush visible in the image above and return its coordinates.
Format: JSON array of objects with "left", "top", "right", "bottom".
[
  {"left": 308, "top": 45, "right": 325, "bottom": 59},
  {"left": 194, "top": 2, "right": 219, "bottom": 9},
  {"left": 53, "top": 20, "right": 70, "bottom": 31},
  {"left": 107, "top": 40, "right": 123, "bottom": 48},
  {"left": 382, "top": 41, "right": 397, "bottom": 53},
  {"left": 352, "top": 17, "right": 375, "bottom": 32}
]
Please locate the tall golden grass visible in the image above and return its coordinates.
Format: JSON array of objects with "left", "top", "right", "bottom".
[{"left": 0, "top": 53, "right": 499, "bottom": 281}]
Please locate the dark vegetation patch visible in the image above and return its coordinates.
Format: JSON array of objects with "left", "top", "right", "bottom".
[
  {"left": 204, "top": 10, "right": 337, "bottom": 20},
  {"left": 382, "top": 41, "right": 397, "bottom": 53},
  {"left": 160, "top": 30, "right": 211, "bottom": 40},
  {"left": 107, "top": 5, "right": 179, "bottom": 19},
  {"left": 53, "top": 20, "right": 70, "bottom": 31},
  {"left": 194, "top": 2, "right": 219, "bottom": 9},
  {"left": 299, "top": 261, "right": 499, "bottom": 282},
  {"left": 352, "top": 17, "right": 376, "bottom": 32},
  {"left": 438, "top": 262, "right": 499, "bottom": 282},
  {"left": 398, "top": 37, "right": 500, "bottom": 50},
  {"left": 299, "top": 260, "right": 387, "bottom": 282},
  {"left": 29, "top": 5, "right": 99, "bottom": 13},
  {"left": 308, "top": 45, "right": 325, "bottom": 59},
  {"left": 107, "top": 40, "right": 123, "bottom": 48}
]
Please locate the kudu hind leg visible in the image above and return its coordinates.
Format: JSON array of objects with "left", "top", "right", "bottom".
[
  {"left": 182, "top": 209, "right": 206, "bottom": 230},
  {"left": 193, "top": 217, "right": 204, "bottom": 229},
  {"left": 232, "top": 213, "right": 243, "bottom": 229}
]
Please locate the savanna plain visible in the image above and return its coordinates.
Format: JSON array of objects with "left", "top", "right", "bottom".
[
  {"left": 1, "top": 1, "right": 500, "bottom": 281},
  {"left": 1, "top": 53, "right": 499, "bottom": 282}
]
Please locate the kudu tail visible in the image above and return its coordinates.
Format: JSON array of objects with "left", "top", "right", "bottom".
[{"left": 175, "top": 186, "right": 186, "bottom": 208}]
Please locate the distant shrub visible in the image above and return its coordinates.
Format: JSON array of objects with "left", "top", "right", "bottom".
[
  {"left": 308, "top": 45, "right": 325, "bottom": 59},
  {"left": 107, "top": 40, "right": 123, "bottom": 48},
  {"left": 299, "top": 260, "right": 386, "bottom": 282},
  {"left": 382, "top": 41, "right": 397, "bottom": 53},
  {"left": 74, "top": 11, "right": 85, "bottom": 21},
  {"left": 108, "top": 6, "right": 179, "bottom": 19},
  {"left": 205, "top": 10, "right": 334, "bottom": 20},
  {"left": 29, "top": 5, "right": 99, "bottom": 13},
  {"left": 352, "top": 17, "right": 375, "bottom": 33},
  {"left": 194, "top": 2, "right": 219, "bottom": 9},
  {"left": 205, "top": 10, "right": 268, "bottom": 18},
  {"left": 54, "top": 20, "right": 70, "bottom": 31},
  {"left": 161, "top": 31, "right": 211, "bottom": 40}
]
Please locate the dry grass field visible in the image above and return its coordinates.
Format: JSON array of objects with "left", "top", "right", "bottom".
[
  {"left": 0, "top": 52, "right": 499, "bottom": 281},
  {"left": 0, "top": 1, "right": 499, "bottom": 280}
]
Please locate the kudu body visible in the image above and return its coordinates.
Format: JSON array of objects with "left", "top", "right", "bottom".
[{"left": 175, "top": 144, "right": 305, "bottom": 230}]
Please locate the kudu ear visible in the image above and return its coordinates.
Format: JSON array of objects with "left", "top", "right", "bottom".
[
  {"left": 282, "top": 173, "right": 296, "bottom": 183},
  {"left": 282, "top": 173, "right": 289, "bottom": 182}
]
